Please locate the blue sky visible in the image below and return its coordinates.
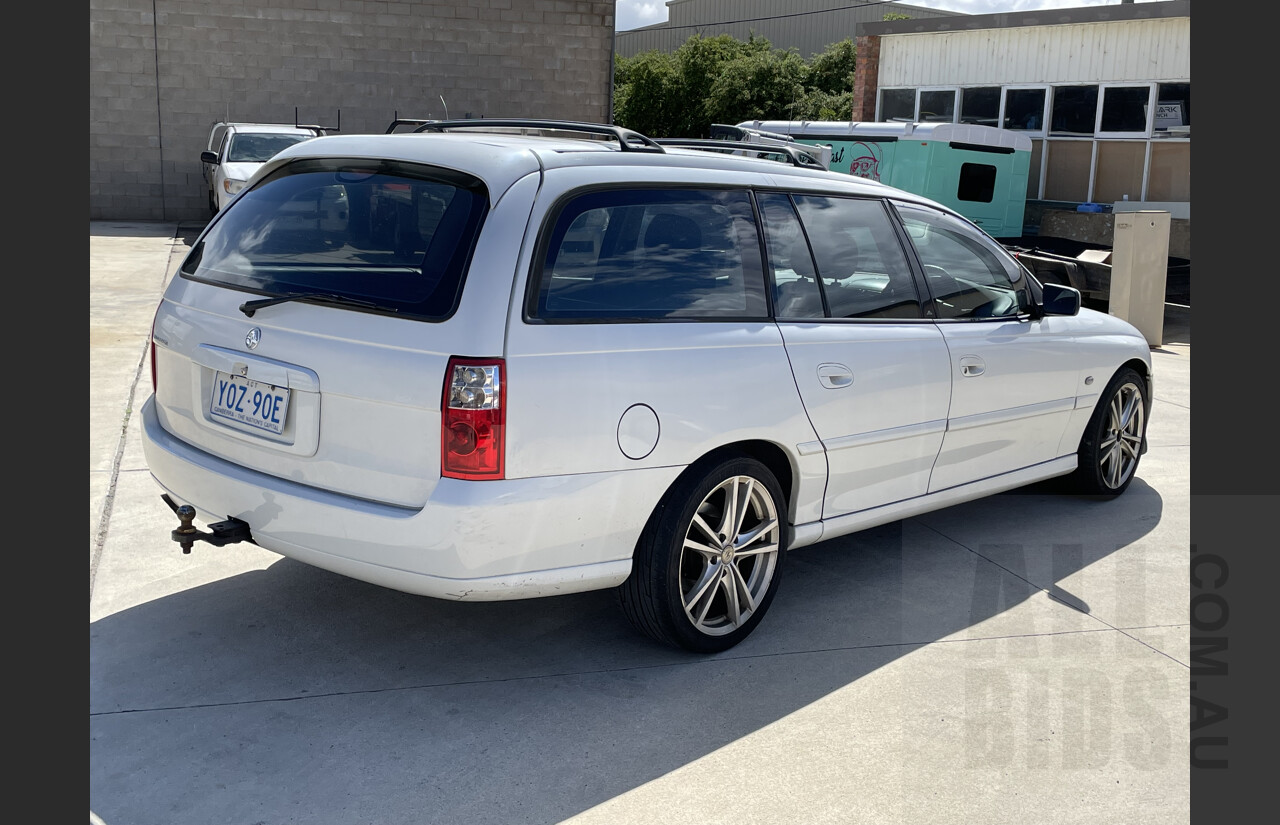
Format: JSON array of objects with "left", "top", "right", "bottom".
[{"left": 614, "top": 1, "right": 1161, "bottom": 32}]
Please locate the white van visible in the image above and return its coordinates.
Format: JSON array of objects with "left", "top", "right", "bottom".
[{"left": 143, "top": 120, "right": 1152, "bottom": 652}]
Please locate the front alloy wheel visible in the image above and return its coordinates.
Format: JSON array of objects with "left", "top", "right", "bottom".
[
  {"left": 1066, "top": 365, "right": 1148, "bottom": 497},
  {"left": 1098, "top": 380, "right": 1145, "bottom": 490}
]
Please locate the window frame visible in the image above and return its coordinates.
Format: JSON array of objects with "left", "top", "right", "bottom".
[
  {"left": 1097, "top": 82, "right": 1157, "bottom": 139},
  {"left": 916, "top": 87, "right": 960, "bottom": 123},
  {"left": 1049, "top": 83, "right": 1101, "bottom": 137},
  {"left": 876, "top": 87, "right": 918, "bottom": 121},
  {"left": 1000, "top": 85, "right": 1050, "bottom": 137},
  {"left": 959, "top": 86, "right": 1003, "bottom": 128}
]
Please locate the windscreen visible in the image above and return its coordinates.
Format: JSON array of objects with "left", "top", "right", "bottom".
[{"left": 226, "top": 133, "right": 314, "bottom": 162}]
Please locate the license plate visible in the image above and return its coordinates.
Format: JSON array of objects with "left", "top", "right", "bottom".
[{"left": 211, "top": 372, "right": 290, "bottom": 434}]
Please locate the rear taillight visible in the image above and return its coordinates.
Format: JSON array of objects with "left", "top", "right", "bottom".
[{"left": 441, "top": 357, "right": 505, "bottom": 480}]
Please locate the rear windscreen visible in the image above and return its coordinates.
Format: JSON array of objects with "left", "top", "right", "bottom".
[{"left": 181, "top": 158, "right": 489, "bottom": 321}]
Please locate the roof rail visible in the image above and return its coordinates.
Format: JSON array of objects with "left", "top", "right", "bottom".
[
  {"left": 654, "top": 138, "right": 826, "bottom": 170},
  {"left": 387, "top": 117, "right": 438, "bottom": 134},
  {"left": 295, "top": 107, "right": 340, "bottom": 133},
  {"left": 410, "top": 119, "right": 666, "bottom": 153}
]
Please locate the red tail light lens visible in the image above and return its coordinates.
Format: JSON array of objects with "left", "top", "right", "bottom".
[{"left": 441, "top": 357, "right": 505, "bottom": 480}]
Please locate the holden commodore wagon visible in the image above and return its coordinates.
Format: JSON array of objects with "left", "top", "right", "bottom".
[{"left": 140, "top": 119, "right": 1152, "bottom": 652}]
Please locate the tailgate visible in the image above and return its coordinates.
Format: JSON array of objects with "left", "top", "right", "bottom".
[
  {"left": 152, "top": 291, "right": 453, "bottom": 508},
  {"left": 149, "top": 155, "right": 536, "bottom": 508}
]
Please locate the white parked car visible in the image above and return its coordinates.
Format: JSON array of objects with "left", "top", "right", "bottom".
[
  {"left": 200, "top": 122, "right": 325, "bottom": 214},
  {"left": 142, "top": 120, "right": 1152, "bottom": 652}
]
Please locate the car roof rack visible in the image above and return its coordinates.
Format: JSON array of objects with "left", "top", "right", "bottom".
[
  {"left": 386, "top": 110, "right": 440, "bottom": 133},
  {"left": 386, "top": 118, "right": 438, "bottom": 134},
  {"left": 294, "top": 107, "right": 340, "bottom": 134},
  {"left": 654, "top": 138, "right": 826, "bottom": 170},
  {"left": 410, "top": 119, "right": 666, "bottom": 153}
]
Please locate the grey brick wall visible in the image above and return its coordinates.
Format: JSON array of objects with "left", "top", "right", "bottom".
[{"left": 90, "top": 1, "right": 617, "bottom": 220}]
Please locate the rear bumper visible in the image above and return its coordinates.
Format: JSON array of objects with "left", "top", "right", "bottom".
[{"left": 140, "top": 395, "right": 682, "bottom": 600}]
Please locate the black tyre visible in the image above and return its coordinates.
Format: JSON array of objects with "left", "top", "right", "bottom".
[
  {"left": 1065, "top": 366, "right": 1149, "bottom": 497},
  {"left": 618, "top": 455, "right": 787, "bottom": 653}
]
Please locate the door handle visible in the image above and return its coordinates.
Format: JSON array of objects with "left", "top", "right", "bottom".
[
  {"left": 957, "top": 355, "right": 983, "bottom": 378},
  {"left": 959, "top": 355, "right": 986, "bottom": 377},
  {"left": 817, "top": 363, "right": 853, "bottom": 389}
]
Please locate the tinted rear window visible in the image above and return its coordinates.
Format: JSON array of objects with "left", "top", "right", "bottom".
[
  {"left": 529, "top": 188, "right": 767, "bottom": 321},
  {"left": 181, "top": 158, "right": 488, "bottom": 321}
]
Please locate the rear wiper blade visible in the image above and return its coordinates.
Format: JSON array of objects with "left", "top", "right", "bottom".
[{"left": 239, "top": 292, "right": 382, "bottom": 317}]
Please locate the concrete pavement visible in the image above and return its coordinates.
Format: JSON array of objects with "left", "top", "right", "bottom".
[{"left": 90, "top": 221, "right": 1191, "bottom": 825}]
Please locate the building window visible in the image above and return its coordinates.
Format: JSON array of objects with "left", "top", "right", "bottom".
[
  {"left": 1003, "top": 88, "right": 1046, "bottom": 131},
  {"left": 880, "top": 88, "right": 916, "bottom": 120},
  {"left": 1093, "top": 141, "right": 1146, "bottom": 203},
  {"left": 957, "top": 163, "right": 997, "bottom": 203},
  {"left": 1155, "top": 83, "right": 1191, "bottom": 133},
  {"left": 1147, "top": 142, "right": 1191, "bottom": 201},
  {"left": 960, "top": 87, "right": 1001, "bottom": 127},
  {"left": 1043, "top": 140, "right": 1092, "bottom": 202},
  {"left": 1100, "top": 85, "right": 1153, "bottom": 133},
  {"left": 1050, "top": 85, "right": 1099, "bottom": 135},
  {"left": 918, "top": 89, "right": 957, "bottom": 122}
]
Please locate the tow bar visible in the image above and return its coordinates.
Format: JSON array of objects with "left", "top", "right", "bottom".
[{"left": 161, "top": 494, "right": 254, "bottom": 554}]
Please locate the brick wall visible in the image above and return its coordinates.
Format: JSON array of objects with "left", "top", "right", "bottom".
[
  {"left": 851, "top": 34, "right": 879, "bottom": 121},
  {"left": 90, "top": 0, "right": 617, "bottom": 220}
]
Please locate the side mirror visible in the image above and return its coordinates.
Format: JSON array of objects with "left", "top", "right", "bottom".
[
  {"left": 1040, "top": 282, "right": 1081, "bottom": 316},
  {"left": 200, "top": 150, "right": 219, "bottom": 165}
]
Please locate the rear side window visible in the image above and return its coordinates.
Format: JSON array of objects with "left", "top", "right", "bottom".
[
  {"left": 181, "top": 158, "right": 489, "bottom": 321},
  {"left": 529, "top": 188, "right": 767, "bottom": 321}
]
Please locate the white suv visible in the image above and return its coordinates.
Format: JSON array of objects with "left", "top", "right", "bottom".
[{"left": 142, "top": 120, "right": 1153, "bottom": 652}]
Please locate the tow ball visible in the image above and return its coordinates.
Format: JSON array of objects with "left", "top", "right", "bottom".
[{"left": 161, "top": 494, "right": 254, "bottom": 554}]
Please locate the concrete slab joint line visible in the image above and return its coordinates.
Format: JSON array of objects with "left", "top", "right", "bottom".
[{"left": 89, "top": 224, "right": 183, "bottom": 601}]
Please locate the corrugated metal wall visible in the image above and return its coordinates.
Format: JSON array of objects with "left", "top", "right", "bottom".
[
  {"left": 616, "top": 0, "right": 957, "bottom": 59},
  {"left": 879, "top": 19, "right": 1191, "bottom": 86}
]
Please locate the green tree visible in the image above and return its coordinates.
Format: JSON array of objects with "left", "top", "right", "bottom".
[
  {"left": 613, "top": 33, "right": 867, "bottom": 136},
  {"left": 790, "top": 89, "right": 855, "bottom": 121},
  {"left": 704, "top": 47, "right": 809, "bottom": 127},
  {"left": 806, "top": 38, "right": 857, "bottom": 96},
  {"left": 613, "top": 49, "right": 679, "bottom": 137}
]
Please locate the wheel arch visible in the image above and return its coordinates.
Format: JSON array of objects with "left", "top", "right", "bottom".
[
  {"left": 1120, "top": 356, "right": 1153, "bottom": 403},
  {"left": 657, "top": 439, "right": 798, "bottom": 527}
]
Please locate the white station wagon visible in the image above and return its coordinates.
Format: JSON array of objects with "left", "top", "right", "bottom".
[{"left": 141, "top": 120, "right": 1153, "bottom": 652}]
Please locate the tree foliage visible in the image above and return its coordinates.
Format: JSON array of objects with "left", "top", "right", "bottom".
[{"left": 614, "top": 35, "right": 861, "bottom": 138}]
